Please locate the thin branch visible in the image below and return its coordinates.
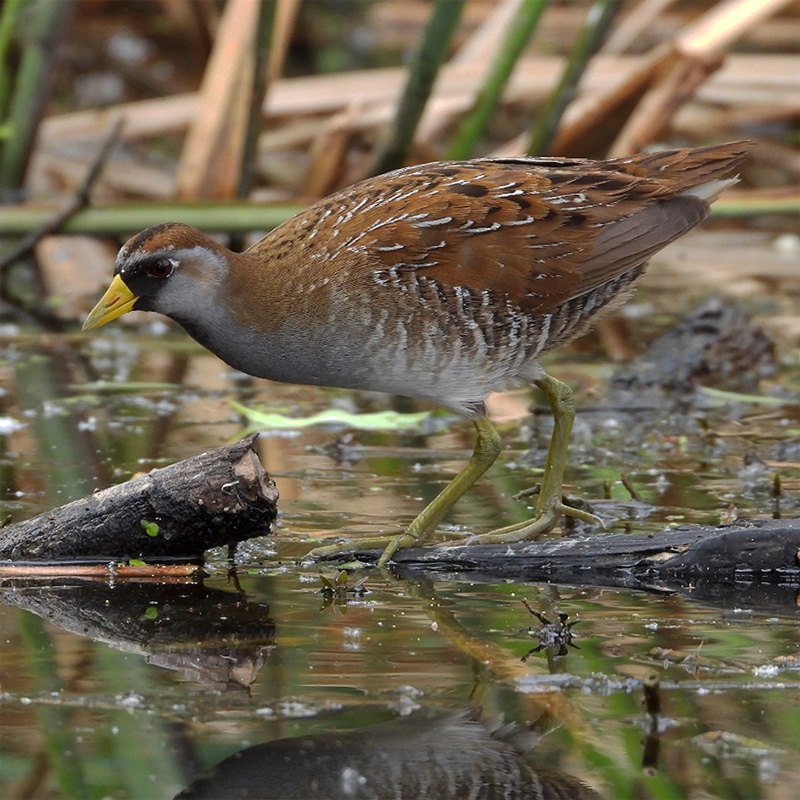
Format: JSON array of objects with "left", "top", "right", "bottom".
[{"left": 0, "top": 117, "right": 124, "bottom": 275}]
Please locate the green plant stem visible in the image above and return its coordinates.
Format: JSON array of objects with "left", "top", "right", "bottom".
[
  {"left": 702, "top": 195, "right": 800, "bottom": 219},
  {"left": 0, "top": 193, "right": 797, "bottom": 239},
  {"left": 0, "top": 202, "right": 304, "bottom": 236},
  {"left": 0, "top": 0, "right": 25, "bottom": 123},
  {"left": 0, "top": 118, "right": 122, "bottom": 274},
  {"left": 448, "top": 0, "right": 550, "bottom": 160},
  {"left": 0, "top": 0, "right": 75, "bottom": 199},
  {"left": 371, "top": 0, "right": 465, "bottom": 176},
  {"left": 527, "top": 0, "right": 622, "bottom": 156}
]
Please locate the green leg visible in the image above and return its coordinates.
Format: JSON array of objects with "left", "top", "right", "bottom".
[
  {"left": 308, "top": 416, "right": 503, "bottom": 565},
  {"left": 451, "top": 374, "right": 602, "bottom": 546}
]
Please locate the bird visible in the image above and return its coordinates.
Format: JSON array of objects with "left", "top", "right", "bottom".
[{"left": 83, "top": 142, "right": 747, "bottom": 567}]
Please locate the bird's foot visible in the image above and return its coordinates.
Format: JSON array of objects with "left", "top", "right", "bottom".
[
  {"left": 307, "top": 535, "right": 394, "bottom": 562},
  {"left": 447, "top": 499, "right": 605, "bottom": 547},
  {"left": 307, "top": 529, "right": 429, "bottom": 569}
]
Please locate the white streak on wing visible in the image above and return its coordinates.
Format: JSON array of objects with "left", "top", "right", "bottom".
[
  {"left": 467, "top": 222, "right": 502, "bottom": 234},
  {"left": 389, "top": 188, "right": 423, "bottom": 204},
  {"left": 395, "top": 260, "right": 438, "bottom": 269},
  {"left": 452, "top": 174, "right": 485, "bottom": 185},
  {"left": 413, "top": 216, "right": 453, "bottom": 228},
  {"left": 343, "top": 231, "right": 366, "bottom": 248},
  {"left": 349, "top": 195, "right": 370, "bottom": 213},
  {"left": 366, "top": 212, "right": 410, "bottom": 232}
]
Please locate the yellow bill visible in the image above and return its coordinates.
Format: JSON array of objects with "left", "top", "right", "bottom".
[{"left": 82, "top": 274, "right": 138, "bottom": 331}]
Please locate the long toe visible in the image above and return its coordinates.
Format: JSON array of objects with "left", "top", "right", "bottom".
[
  {"left": 308, "top": 530, "right": 425, "bottom": 564},
  {"left": 308, "top": 536, "right": 396, "bottom": 561},
  {"left": 447, "top": 501, "right": 604, "bottom": 547}
]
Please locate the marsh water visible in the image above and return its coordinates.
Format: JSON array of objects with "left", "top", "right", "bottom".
[{"left": 1, "top": 233, "right": 799, "bottom": 799}]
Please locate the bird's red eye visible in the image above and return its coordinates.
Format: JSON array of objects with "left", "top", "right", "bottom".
[{"left": 148, "top": 259, "right": 174, "bottom": 278}]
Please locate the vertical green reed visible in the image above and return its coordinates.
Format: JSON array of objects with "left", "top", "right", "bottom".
[
  {"left": 527, "top": 0, "right": 622, "bottom": 156},
  {"left": 371, "top": 0, "right": 466, "bottom": 176},
  {"left": 0, "top": 0, "right": 74, "bottom": 200},
  {"left": 448, "top": 0, "right": 550, "bottom": 160}
]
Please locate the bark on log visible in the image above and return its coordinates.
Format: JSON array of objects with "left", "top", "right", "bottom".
[
  {"left": 0, "top": 435, "right": 278, "bottom": 563},
  {"left": 327, "top": 519, "right": 800, "bottom": 602}
]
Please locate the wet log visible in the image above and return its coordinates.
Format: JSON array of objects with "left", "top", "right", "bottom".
[
  {"left": 336, "top": 519, "right": 800, "bottom": 605},
  {"left": 0, "top": 435, "right": 278, "bottom": 563},
  {"left": 391, "top": 518, "right": 800, "bottom": 580}
]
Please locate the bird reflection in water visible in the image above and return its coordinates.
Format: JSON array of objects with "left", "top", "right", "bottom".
[{"left": 176, "top": 707, "right": 604, "bottom": 800}]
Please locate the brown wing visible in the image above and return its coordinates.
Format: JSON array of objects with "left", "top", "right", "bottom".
[
  {"left": 253, "top": 143, "right": 746, "bottom": 317},
  {"left": 327, "top": 162, "right": 587, "bottom": 315}
]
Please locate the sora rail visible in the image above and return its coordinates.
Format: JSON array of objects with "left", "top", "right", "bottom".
[{"left": 84, "top": 142, "right": 747, "bottom": 566}]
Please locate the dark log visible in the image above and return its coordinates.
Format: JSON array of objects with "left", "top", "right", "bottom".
[
  {"left": 0, "top": 435, "right": 278, "bottom": 563},
  {"left": 328, "top": 519, "right": 800, "bottom": 606}
]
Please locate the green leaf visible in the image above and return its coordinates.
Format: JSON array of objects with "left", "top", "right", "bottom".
[
  {"left": 230, "top": 401, "right": 443, "bottom": 433},
  {"left": 140, "top": 519, "right": 160, "bottom": 537}
]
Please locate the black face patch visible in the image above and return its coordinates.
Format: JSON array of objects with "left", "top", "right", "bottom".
[
  {"left": 119, "top": 255, "right": 175, "bottom": 298},
  {"left": 132, "top": 294, "right": 156, "bottom": 312}
]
